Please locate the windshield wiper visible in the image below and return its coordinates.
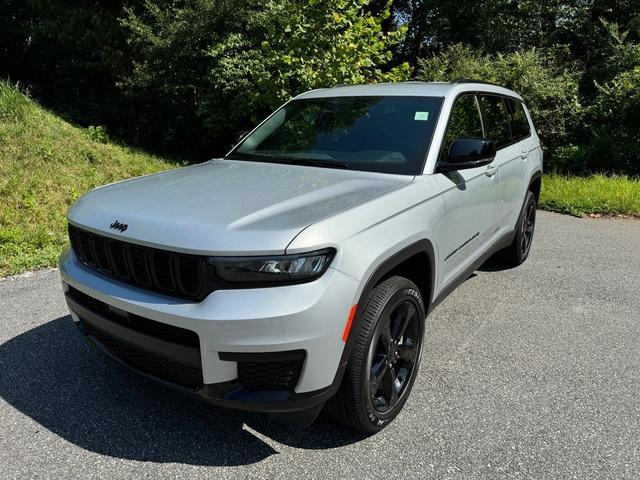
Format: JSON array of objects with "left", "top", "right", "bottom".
[
  {"left": 226, "top": 152, "right": 348, "bottom": 169},
  {"left": 288, "top": 157, "right": 348, "bottom": 169}
]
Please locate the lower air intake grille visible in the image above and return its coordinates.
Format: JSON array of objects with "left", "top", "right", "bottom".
[
  {"left": 68, "top": 286, "right": 203, "bottom": 389},
  {"left": 238, "top": 360, "right": 304, "bottom": 391},
  {"left": 69, "top": 287, "right": 199, "bottom": 348},
  {"left": 82, "top": 321, "right": 204, "bottom": 390}
]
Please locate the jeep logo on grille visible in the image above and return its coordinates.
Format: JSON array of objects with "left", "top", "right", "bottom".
[{"left": 110, "top": 220, "right": 128, "bottom": 232}]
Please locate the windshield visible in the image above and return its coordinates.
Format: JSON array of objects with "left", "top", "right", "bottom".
[{"left": 227, "top": 95, "right": 443, "bottom": 175}]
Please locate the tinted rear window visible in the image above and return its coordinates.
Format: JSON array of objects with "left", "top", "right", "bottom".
[
  {"left": 478, "top": 95, "right": 511, "bottom": 148},
  {"left": 505, "top": 98, "right": 531, "bottom": 141}
]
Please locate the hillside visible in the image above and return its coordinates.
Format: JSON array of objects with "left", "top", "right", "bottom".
[{"left": 0, "top": 82, "right": 175, "bottom": 276}]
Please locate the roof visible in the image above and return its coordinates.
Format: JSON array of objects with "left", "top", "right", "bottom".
[{"left": 295, "top": 81, "right": 523, "bottom": 101}]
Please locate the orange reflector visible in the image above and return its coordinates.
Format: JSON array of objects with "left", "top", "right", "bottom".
[{"left": 342, "top": 304, "right": 358, "bottom": 342}]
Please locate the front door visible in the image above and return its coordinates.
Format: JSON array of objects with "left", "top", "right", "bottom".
[{"left": 435, "top": 94, "right": 502, "bottom": 288}]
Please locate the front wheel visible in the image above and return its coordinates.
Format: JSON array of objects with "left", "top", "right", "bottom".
[{"left": 327, "top": 276, "right": 425, "bottom": 433}]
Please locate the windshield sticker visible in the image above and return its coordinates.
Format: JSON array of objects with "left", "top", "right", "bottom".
[{"left": 414, "top": 111, "right": 430, "bottom": 121}]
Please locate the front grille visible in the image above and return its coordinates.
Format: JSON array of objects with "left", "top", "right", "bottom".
[
  {"left": 69, "top": 225, "right": 206, "bottom": 300},
  {"left": 238, "top": 360, "right": 304, "bottom": 391},
  {"left": 82, "top": 321, "right": 204, "bottom": 389}
]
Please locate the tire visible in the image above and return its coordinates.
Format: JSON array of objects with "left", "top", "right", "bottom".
[
  {"left": 497, "top": 190, "right": 537, "bottom": 267},
  {"left": 327, "top": 276, "right": 426, "bottom": 433}
]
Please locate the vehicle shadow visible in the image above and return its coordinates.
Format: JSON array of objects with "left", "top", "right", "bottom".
[
  {"left": 478, "top": 256, "right": 519, "bottom": 272},
  {"left": 0, "top": 316, "right": 366, "bottom": 466}
]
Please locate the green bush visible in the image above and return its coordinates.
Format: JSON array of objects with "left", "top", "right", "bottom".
[
  {"left": 416, "top": 44, "right": 582, "bottom": 167},
  {"left": 585, "top": 67, "right": 640, "bottom": 175},
  {"left": 203, "top": 0, "right": 410, "bottom": 129},
  {"left": 85, "top": 125, "right": 110, "bottom": 144},
  {"left": 582, "top": 23, "right": 640, "bottom": 175}
]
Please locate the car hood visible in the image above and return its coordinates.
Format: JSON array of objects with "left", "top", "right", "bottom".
[{"left": 68, "top": 159, "right": 413, "bottom": 255}]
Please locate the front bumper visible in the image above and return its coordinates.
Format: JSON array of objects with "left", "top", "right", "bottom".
[{"left": 59, "top": 248, "right": 359, "bottom": 412}]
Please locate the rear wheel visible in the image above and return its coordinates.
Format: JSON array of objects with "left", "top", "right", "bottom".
[
  {"left": 497, "top": 190, "right": 537, "bottom": 267},
  {"left": 327, "top": 276, "right": 425, "bottom": 433}
]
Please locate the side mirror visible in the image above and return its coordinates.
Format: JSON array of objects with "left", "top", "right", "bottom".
[
  {"left": 232, "top": 129, "right": 250, "bottom": 147},
  {"left": 437, "top": 138, "right": 496, "bottom": 172}
]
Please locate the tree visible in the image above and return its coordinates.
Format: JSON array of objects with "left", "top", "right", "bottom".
[
  {"left": 202, "top": 0, "right": 410, "bottom": 137},
  {"left": 398, "top": 0, "right": 593, "bottom": 61},
  {"left": 0, "top": 0, "right": 135, "bottom": 130},
  {"left": 123, "top": 0, "right": 410, "bottom": 154},
  {"left": 417, "top": 44, "right": 582, "bottom": 165},
  {"left": 581, "top": 21, "right": 640, "bottom": 174}
]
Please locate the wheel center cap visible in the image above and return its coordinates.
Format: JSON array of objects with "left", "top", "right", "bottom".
[{"left": 388, "top": 344, "right": 399, "bottom": 364}]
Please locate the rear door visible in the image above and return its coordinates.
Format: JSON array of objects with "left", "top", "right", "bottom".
[
  {"left": 501, "top": 97, "right": 536, "bottom": 227},
  {"left": 477, "top": 94, "right": 522, "bottom": 232},
  {"left": 436, "top": 93, "right": 502, "bottom": 287}
]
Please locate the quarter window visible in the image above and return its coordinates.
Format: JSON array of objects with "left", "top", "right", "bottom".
[
  {"left": 442, "top": 94, "right": 483, "bottom": 160},
  {"left": 478, "top": 95, "right": 511, "bottom": 148}
]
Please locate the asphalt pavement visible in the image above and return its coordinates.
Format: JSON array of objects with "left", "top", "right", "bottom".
[{"left": 1, "top": 211, "right": 639, "bottom": 479}]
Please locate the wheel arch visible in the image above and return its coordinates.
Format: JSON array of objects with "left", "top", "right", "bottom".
[
  {"left": 361, "top": 240, "right": 435, "bottom": 313},
  {"left": 335, "top": 239, "right": 436, "bottom": 375},
  {"left": 528, "top": 170, "right": 542, "bottom": 203}
]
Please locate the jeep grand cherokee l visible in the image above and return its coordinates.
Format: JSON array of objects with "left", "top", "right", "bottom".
[{"left": 60, "top": 81, "right": 543, "bottom": 432}]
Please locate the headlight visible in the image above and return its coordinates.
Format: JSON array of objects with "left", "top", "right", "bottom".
[{"left": 207, "top": 248, "right": 335, "bottom": 285}]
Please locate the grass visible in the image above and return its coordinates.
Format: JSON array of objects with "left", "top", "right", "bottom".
[
  {"left": 539, "top": 173, "right": 640, "bottom": 217},
  {"left": 0, "top": 81, "right": 176, "bottom": 276}
]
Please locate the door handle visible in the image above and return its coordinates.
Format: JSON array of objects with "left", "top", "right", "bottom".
[
  {"left": 520, "top": 150, "right": 529, "bottom": 160},
  {"left": 485, "top": 164, "right": 497, "bottom": 177}
]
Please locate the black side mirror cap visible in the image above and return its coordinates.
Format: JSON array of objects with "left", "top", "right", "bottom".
[{"left": 437, "top": 138, "right": 496, "bottom": 172}]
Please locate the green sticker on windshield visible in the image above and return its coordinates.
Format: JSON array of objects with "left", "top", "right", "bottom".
[{"left": 414, "top": 111, "right": 430, "bottom": 121}]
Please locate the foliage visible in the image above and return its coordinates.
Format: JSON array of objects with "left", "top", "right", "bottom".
[
  {"left": 120, "top": 0, "right": 248, "bottom": 155},
  {"left": 416, "top": 44, "right": 582, "bottom": 163},
  {"left": 540, "top": 174, "right": 640, "bottom": 217},
  {"left": 398, "top": 1, "right": 640, "bottom": 62},
  {"left": 202, "top": 0, "right": 410, "bottom": 132},
  {"left": 583, "top": 67, "right": 640, "bottom": 175},
  {"left": 3, "top": 0, "right": 640, "bottom": 173},
  {"left": 85, "top": 125, "right": 110, "bottom": 144},
  {"left": 577, "top": 21, "right": 640, "bottom": 175},
  {"left": 0, "top": 0, "right": 135, "bottom": 136},
  {"left": 0, "top": 81, "right": 32, "bottom": 122},
  {"left": 398, "top": 0, "right": 589, "bottom": 61},
  {"left": 123, "top": 0, "right": 410, "bottom": 151},
  {"left": 0, "top": 81, "right": 174, "bottom": 276}
]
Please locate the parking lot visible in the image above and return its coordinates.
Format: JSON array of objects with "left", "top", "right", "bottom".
[{"left": 1, "top": 211, "right": 639, "bottom": 479}]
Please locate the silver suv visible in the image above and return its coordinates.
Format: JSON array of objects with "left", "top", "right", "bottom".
[{"left": 60, "top": 81, "right": 542, "bottom": 432}]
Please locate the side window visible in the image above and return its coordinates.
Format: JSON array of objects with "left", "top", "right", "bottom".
[
  {"left": 504, "top": 98, "right": 531, "bottom": 141},
  {"left": 478, "top": 95, "right": 511, "bottom": 148},
  {"left": 442, "top": 94, "right": 483, "bottom": 160}
]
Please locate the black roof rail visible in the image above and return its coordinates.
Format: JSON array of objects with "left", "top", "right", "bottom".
[{"left": 450, "top": 78, "right": 502, "bottom": 87}]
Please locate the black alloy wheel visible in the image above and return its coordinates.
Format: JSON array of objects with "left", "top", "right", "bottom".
[
  {"left": 520, "top": 197, "right": 536, "bottom": 258},
  {"left": 368, "top": 299, "right": 421, "bottom": 413},
  {"left": 327, "top": 276, "right": 426, "bottom": 433},
  {"left": 496, "top": 190, "right": 537, "bottom": 267}
]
